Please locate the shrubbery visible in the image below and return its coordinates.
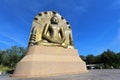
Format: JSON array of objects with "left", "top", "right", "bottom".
[
  {"left": 80, "top": 49, "right": 120, "bottom": 69},
  {"left": 0, "top": 46, "right": 120, "bottom": 70},
  {"left": 0, "top": 46, "right": 26, "bottom": 71}
]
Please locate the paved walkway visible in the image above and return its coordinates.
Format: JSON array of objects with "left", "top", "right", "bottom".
[{"left": 0, "top": 70, "right": 120, "bottom": 80}]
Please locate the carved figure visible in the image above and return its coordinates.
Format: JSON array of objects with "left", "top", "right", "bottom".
[
  {"left": 42, "top": 16, "right": 65, "bottom": 44},
  {"left": 28, "top": 11, "right": 74, "bottom": 48}
]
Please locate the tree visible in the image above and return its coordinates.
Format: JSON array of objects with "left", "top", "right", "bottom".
[
  {"left": 0, "top": 46, "right": 26, "bottom": 68},
  {"left": 116, "top": 52, "right": 120, "bottom": 68},
  {"left": 0, "top": 50, "right": 10, "bottom": 66},
  {"left": 80, "top": 55, "right": 86, "bottom": 61},
  {"left": 100, "top": 49, "right": 117, "bottom": 68},
  {"left": 7, "top": 46, "right": 26, "bottom": 68},
  {"left": 18, "top": 47, "right": 26, "bottom": 59},
  {"left": 85, "top": 54, "right": 96, "bottom": 64},
  {"left": 0, "top": 50, "right": 3, "bottom": 64}
]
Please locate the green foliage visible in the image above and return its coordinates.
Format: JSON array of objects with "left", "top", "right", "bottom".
[
  {"left": 80, "top": 55, "right": 86, "bottom": 61},
  {"left": 0, "top": 46, "right": 120, "bottom": 70},
  {"left": 80, "top": 49, "right": 120, "bottom": 69},
  {"left": 0, "top": 46, "right": 26, "bottom": 71},
  {"left": 0, "top": 65, "right": 10, "bottom": 72},
  {"left": 100, "top": 49, "right": 117, "bottom": 68},
  {"left": 85, "top": 54, "right": 96, "bottom": 64}
]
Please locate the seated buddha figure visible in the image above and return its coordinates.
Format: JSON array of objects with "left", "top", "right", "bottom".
[{"left": 37, "top": 16, "right": 66, "bottom": 47}]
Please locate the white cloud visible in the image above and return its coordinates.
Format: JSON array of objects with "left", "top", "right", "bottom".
[
  {"left": 0, "top": 40, "right": 12, "bottom": 46},
  {"left": 0, "top": 33, "right": 26, "bottom": 46}
]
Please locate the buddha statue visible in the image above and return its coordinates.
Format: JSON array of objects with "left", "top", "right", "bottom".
[
  {"left": 29, "top": 11, "right": 74, "bottom": 49},
  {"left": 42, "top": 16, "right": 66, "bottom": 44}
]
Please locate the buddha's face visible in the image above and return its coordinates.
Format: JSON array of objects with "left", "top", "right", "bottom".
[{"left": 51, "top": 16, "right": 59, "bottom": 24}]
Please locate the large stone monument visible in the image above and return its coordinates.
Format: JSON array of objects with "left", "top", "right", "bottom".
[{"left": 12, "top": 11, "right": 87, "bottom": 78}]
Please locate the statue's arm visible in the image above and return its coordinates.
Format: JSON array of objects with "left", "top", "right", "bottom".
[
  {"left": 42, "top": 24, "right": 54, "bottom": 42},
  {"left": 42, "top": 24, "right": 50, "bottom": 40},
  {"left": 59, "top": 27, "right": 66, "bottom": 43}
]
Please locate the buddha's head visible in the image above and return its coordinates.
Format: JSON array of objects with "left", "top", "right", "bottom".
[{"left": 51, "top": 16, "right": 59, "bottom": 24}]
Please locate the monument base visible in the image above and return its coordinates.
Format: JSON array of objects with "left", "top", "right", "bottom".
[{"left": 12, "top": 46, "right": 87, "bottom": 78}]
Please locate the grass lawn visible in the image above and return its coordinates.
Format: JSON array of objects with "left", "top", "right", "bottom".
[{"left": 0, "top": 65, "right": 10, "bottom": 72}]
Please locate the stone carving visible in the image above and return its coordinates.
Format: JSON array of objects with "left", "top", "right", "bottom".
[
  {"left": 42, "top": 16, "right": 65, "bottom": 44},
  {"left": 28, "top": 11, "right": 74, "bottom": 48},
  {"left": 12, "top": 11, "right": 87, "bottom": 78}
]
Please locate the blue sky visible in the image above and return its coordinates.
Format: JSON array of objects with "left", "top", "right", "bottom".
[{"left": 0, "top": 0, "right": 120, "bottom": 55}]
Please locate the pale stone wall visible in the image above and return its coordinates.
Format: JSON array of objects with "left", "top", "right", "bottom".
[{"left": 12, "top": 46, "right": 87, "bottom": 78}]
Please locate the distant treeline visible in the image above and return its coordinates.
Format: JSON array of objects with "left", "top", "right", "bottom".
[
  {"left": 80, "top": 49, "right": 120, "bottom": 69},
  {"left": 0, "top": 46, "right": 26, "bottom": 69},
  {"left": 0, "top": 46, "right": 120, "bottom": 69}
]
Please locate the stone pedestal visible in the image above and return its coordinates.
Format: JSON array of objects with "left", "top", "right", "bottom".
[{"left": 12, "top": 46, "right": 87, "bottom": 78}]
